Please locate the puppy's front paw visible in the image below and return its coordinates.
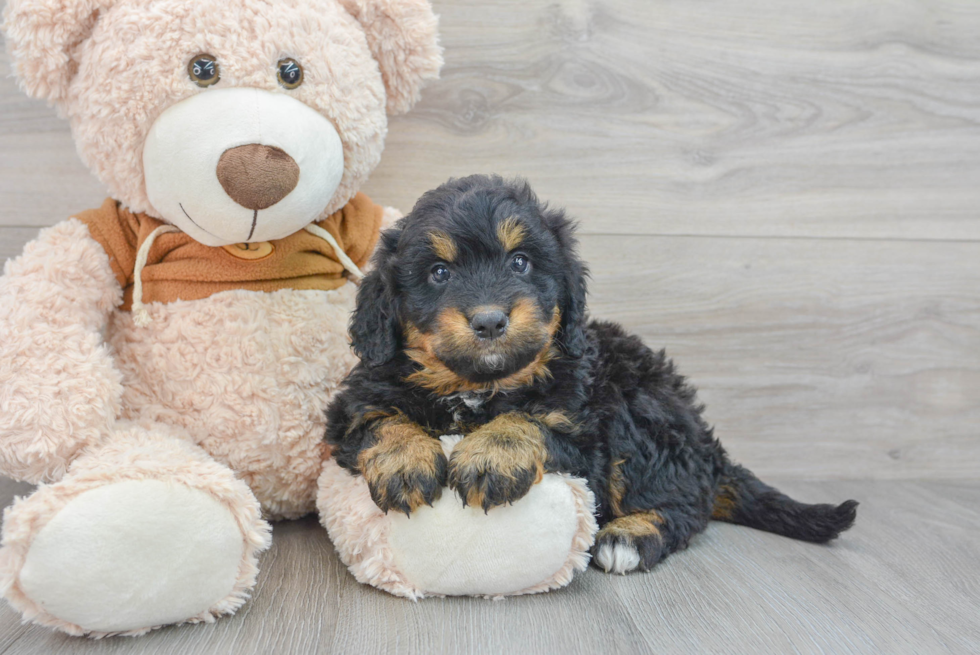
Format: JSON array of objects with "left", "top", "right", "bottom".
[
  {"left": 358, "top": 417, "right": 447, "bottom": 516},
  {"left": 447, "top": 414, "right": 547, "bottom": 511}
]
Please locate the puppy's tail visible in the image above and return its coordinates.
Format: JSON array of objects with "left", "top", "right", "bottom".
[{"left": 712, "top": 462, "right": 858, "bottom": 543}]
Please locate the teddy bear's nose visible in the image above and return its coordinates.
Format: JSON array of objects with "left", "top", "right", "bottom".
[{"left": 216, "top": 144, "right": 301, "bottom": 210}]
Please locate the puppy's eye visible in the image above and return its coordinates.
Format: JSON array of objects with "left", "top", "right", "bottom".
[
  {"left": 277, "top": 58, "right": 304, "bottom": 89},
  {"left": 188, "top": 54, "right": 219, "bottom": 87},
  {"left": 430, "top": 264, "right": 451, "bottom": 284},
  {"left": 511, "top": 254, "right": 530, "bottom": 274}
]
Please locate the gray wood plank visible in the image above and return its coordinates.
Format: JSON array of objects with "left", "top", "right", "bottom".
[
  {"left": 579, "top": 234, "right": 980, "bottom": 480},
  {"left": 1, "top": 477, "right": 978, "bottom": 653},
  {"left": 0, "top": 132, "right": 106, "bottom": 229},
  {"left": 0, "top": 228, "right": 38, "bottom": 263},
  {"left": 363, "top": 0, "right": 980, "bottom": 240},
  {"left": 0, "top": 29, "right": 107, "bottom": 228},
  {"left": 2, "top": 1, "right": 980, "bottom": 241}
]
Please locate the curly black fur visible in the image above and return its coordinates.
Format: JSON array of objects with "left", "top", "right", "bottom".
[{"left": 326, "top": 175, "right": 857, "bottom": 572}]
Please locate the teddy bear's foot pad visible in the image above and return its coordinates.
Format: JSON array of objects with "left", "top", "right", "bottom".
[{"left": 18, "top": 479, "right": 244, "bottom": 634}]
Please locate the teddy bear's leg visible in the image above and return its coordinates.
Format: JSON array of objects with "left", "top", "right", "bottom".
[
  {"left": 0, "top": 421, "right": 272, "bottom": 637},
  {"left": 318, "top": 437, "right": 598, "bottom": 599}
]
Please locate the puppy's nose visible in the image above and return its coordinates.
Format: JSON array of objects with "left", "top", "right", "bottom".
[
  {"left": 216, "top": 144, "right": 300, "bottom": 210},
  {"left": 471, "top": 309, "right": 509, "bottom": 340}
]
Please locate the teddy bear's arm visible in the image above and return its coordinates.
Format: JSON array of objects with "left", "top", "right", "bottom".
[{"left": 0, "top": 219, "right": 125, "bottom": 484}]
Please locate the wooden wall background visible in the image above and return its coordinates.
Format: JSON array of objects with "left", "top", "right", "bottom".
[{"left": 2, "top": 0, "right": 978, "bottom": 480}]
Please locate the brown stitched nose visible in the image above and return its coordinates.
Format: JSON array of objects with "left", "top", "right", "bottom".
[{"left": 216, "top": 144, "right": 300, "bottom": 210}]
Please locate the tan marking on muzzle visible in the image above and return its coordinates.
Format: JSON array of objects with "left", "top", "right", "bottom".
[
  {"left": 217, "top": 144, "right": 300, "bottom": 210},
  {"left": 435, "top": 307, "right": 474, "bottom": 348},
  {"left": 402, "top": 305, "right": 562, "bottom": 396}
]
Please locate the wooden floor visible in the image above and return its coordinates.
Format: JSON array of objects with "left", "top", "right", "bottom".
[
  {"left": 1, "top": 0, "right": 979, "bottom": 652},
  {"left": 0, "top": 477, "right": 978, "bottom": 654}
]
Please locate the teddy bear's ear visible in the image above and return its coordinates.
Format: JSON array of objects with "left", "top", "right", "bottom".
[
  {"left": 340, "top": 0, "right": 443, "bottom": 115},
  {"left": 2, "top": 0, "right": 116, "bottom": 104}
]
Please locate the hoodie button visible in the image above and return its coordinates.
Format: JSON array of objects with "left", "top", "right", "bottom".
[{"left": 222, "top": 242, "right": 274, "bottom": 261}]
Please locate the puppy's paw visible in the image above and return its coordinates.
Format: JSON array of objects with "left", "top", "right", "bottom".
[
  {"left": 447, "top": 414, "right": 547, "bottom": 511},
  {"left": 358, "top": 418, "right": 447, "bottom": 516},
  {"left": 592, "top": 513, "right": 665, "bottom": 574},
  {"left": 594, "top": 541, "right": 642, "bottom": 575}
]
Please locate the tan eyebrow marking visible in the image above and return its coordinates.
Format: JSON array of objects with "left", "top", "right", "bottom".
[
  {"left": 497, "top": 216, "right": 527, "bottom": 251},
  {"left": 429, "top": 230, "right": 457, "bottom": 262}
]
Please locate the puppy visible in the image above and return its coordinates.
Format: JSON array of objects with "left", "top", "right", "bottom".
[{"left": 325, "top": 175, "right": 857, "bottom": 574}]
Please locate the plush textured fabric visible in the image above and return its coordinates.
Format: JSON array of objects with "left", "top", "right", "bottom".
[
  {"left": 19, "top": 479, "right": 246, "bottom": 634},
  {"left": 108, "top": 283, "right": 360, "bottom": 520},
  {"left": 2, "top": 0, "right": 442, "bottom": 217},
  {"left": 317, "top": 437, "right": 597, "bottom": 599},
  {"left": 340, "top": 0, "right": 443, "bottom": 114},
  {"left": 0, "top": 421, "right": 271, "bottom": 637},
  {"left": 141, "top": 87, "right": 347, "bottom": 244},
  {"left": 0, "top": 219, "right": 124, "bottom": 483},
  {"left": 75, "top": 194, "right": 382, "bottom": 310}
]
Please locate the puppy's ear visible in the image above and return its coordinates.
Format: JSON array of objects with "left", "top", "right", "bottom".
[
  {"left": 350, "top": 230, "right": 401, "bottom": 367},
  {"left": 340, "top": 0, "right": 443, "bottom": 115},
  {"left": 3, "top": 0, "right": 117, "bottom": 104},
  {"left": 543, "top": 207, "right": 590, "bottom": 358}
]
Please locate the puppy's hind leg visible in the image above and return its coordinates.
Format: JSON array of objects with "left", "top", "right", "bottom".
[
  {"left": 592, "top": 511, "right": 664, "bottom": 574},
  {"left": 592, "top": 503, "right": 709, "bottom": 575}
]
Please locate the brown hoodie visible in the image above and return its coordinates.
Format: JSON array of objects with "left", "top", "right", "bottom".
[{"left": 75, "top": 193, "right": 383, "bottom": 310}]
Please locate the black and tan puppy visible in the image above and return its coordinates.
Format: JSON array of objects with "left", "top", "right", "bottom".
[{"left": 325, "top": 175, "right": 857, "bottom": 574}]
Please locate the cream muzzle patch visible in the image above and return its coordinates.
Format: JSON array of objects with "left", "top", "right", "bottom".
[{"left": 142, "top": 87, "right": 345, "bottom": 247}]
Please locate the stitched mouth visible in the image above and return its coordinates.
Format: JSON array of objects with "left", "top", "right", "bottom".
[
  {"left": 246, "top": 209, "right": 258, "bottom": 241},
  {"left": 179, "top": 203, "right": 258, "bottom": 243}
]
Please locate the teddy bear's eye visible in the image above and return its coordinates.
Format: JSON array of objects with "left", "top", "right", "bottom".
[
  {"left": 188, "top": 55, "right": 220, "bottom": 88},
  {"left": 277, "top": 58, "right": 304, "bottom": 90}
]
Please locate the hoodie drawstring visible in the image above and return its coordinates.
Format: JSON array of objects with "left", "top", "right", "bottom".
[
  {"left": 304, "top": 224, "right": 365, "bottom": 281},
  {"left": 131, "top": 223, "right": 363, "bottom": 326},
  {"left": 132, "top": 224, "right": 180, "bottom": 327}
]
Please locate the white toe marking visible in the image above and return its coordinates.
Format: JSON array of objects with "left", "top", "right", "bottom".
[
  {"left": 596, "top": 542, "right": 640, "bottom": 574},
  {"left": 595, "top": 544, "right": 615, "bottom": 571}
]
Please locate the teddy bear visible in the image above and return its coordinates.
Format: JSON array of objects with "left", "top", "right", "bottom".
[
  {"left": 0, "top": 0, "right": 441, "bottom": 637},
  {"left": 318, "top": 436, "right": 598, "bottom": 599}
]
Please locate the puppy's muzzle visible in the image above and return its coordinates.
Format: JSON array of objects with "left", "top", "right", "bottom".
[{"left": 470, "top": 309, "right": 509, "bottom": 341}]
